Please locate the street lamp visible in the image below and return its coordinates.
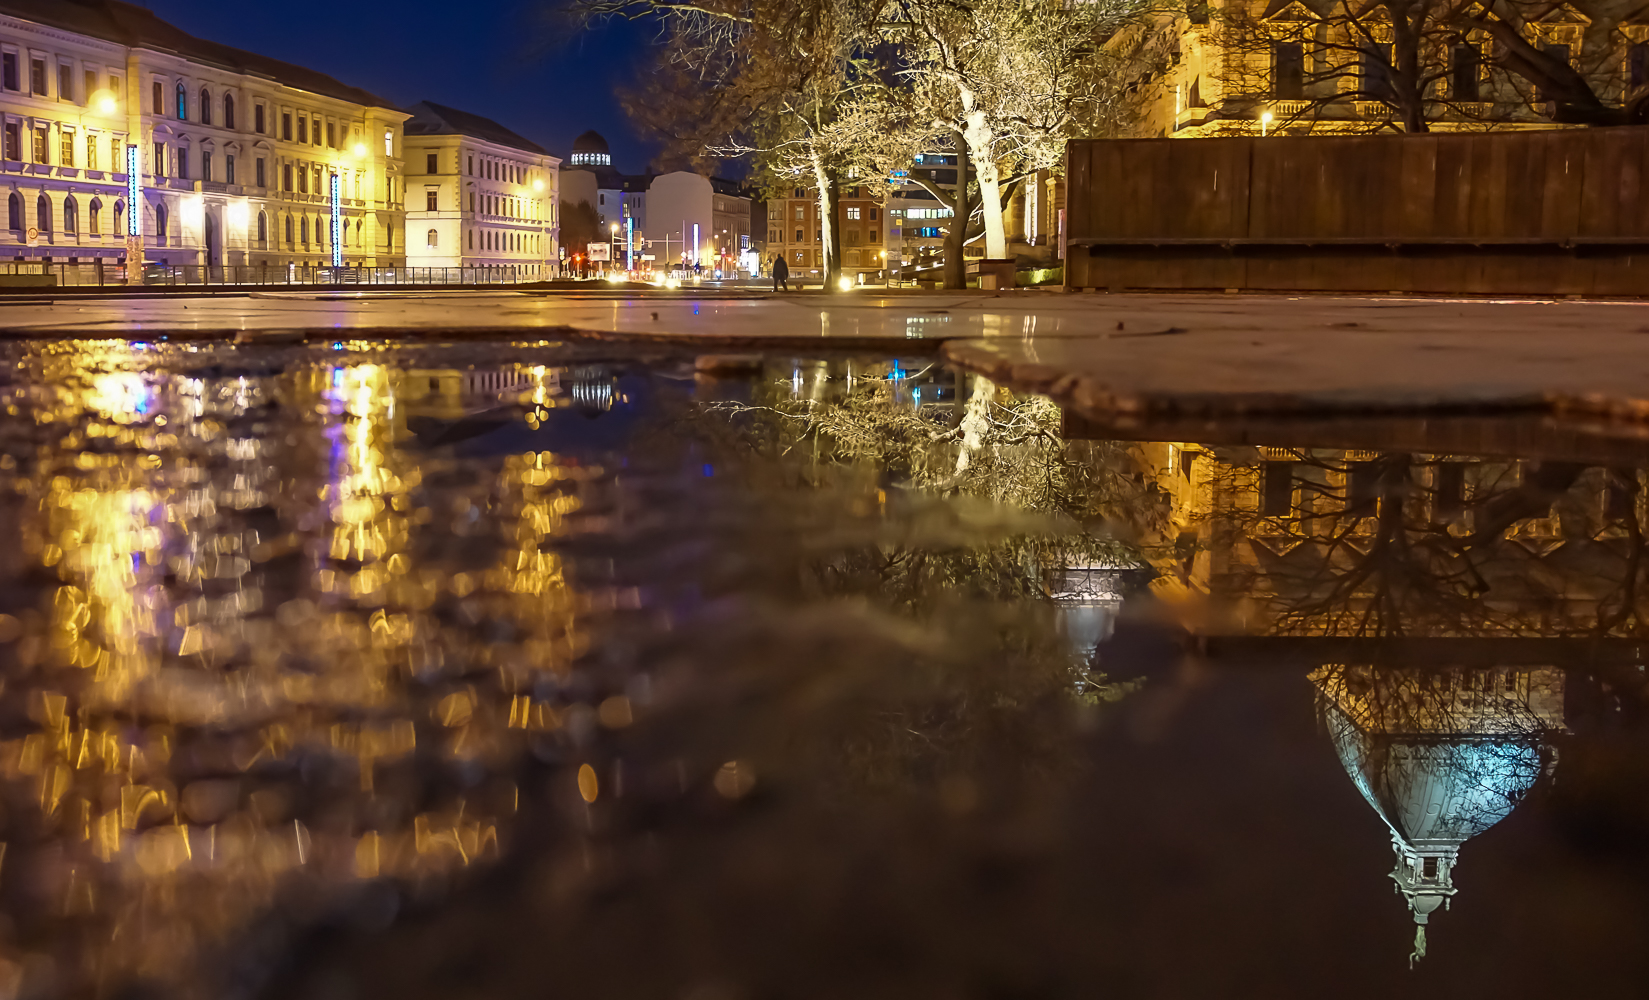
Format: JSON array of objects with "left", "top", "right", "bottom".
[
  {"left": 1260, "top": 111, "right": 1275, "bottom": 137},
  {"left": 609, "top": 222, "right": 619, "bottom": 275}
]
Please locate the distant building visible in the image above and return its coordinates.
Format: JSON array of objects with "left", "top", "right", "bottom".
[
  {"left": 0, "top": 0, "right": 409, "bottom": 270},
  {"left": 560, "top": 129, "right": 753, "bottom": 274},
  {"left": 401, "top": 101, "right": 559, "bottom": 274},
  {"left": 766, "top": 183, "right": 889, "bottom": 281}
]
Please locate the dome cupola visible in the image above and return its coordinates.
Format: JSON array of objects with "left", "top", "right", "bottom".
[{"left": 570, "top": 130, "right": 611, "bottom": 168}]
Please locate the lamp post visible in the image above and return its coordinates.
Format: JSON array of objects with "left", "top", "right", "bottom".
[
  {"left": 609, "top": 222, "right": 618, "bottom": 277},
  {"left": 1260, "top": 111, "right": 1275, "bottom": 137}
]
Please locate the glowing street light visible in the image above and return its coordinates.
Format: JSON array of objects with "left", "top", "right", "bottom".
[{"left": 1260, "top": 110, "right": 1275, "bottom": 137}]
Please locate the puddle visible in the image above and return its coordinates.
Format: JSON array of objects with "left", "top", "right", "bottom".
[{"left": 0, "top": 341, "right": 1644, "bottom": 998}]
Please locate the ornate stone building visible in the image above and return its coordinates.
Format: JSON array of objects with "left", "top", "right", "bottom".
[
  {"left": 1132, "top": 0, "right": 1649, "bottom": 138},
  {"left": 401, "top": 102, "right": 559, "bottom": 274},
  {"left": 0, "top": 0, "right": 408, "bottom": 271}
]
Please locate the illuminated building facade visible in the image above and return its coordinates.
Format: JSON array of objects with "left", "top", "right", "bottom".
[
  {"left": 0, "top": 0, "right": 408, "bottom": 270},
  {"left": 1131, "top": 0, "right": 1646, "bottom": 138},
  {"left": 401, "top": 101, "right": 559, "bottom": 273},
  {"left": 766, "top": 183, "right": 888, "bottom": 280}
]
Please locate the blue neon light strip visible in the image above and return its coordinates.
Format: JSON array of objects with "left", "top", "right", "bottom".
[
  {"left": 330, "top": 173, "right": 342, "bottom": 267},
  {"left": 126, "top": 144, "right": 139, "bottom": 235}
]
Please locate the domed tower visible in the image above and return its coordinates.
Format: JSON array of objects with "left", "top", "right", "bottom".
[
  {"left": 1313, "top": 665, "right": 1564, "bottom": 965},
  {"left": 569, "top": 131, "right": 612, "bottom": 168}
]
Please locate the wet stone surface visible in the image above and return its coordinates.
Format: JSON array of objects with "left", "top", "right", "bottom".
[{"left": 0, "top": 340, "right": 1645, "bottom": 998}]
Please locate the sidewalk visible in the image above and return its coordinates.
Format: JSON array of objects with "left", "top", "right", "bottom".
[{"left": 7, "top": 288, "right": 1649, "bottom": 419}]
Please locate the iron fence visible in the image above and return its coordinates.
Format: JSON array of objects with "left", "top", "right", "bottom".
[{"left": 0, "top": 262, "right": 562, "bottom": 288}]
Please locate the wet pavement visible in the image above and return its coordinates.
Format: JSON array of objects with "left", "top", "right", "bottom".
[{"left": 0, "top": 339, "right": 1647, "bottom": 998}]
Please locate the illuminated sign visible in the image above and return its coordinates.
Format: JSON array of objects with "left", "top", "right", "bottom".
[
  {"left": 625, "top": 216, "right": 633, "bottom": 267},
  {"left": 329, "top": 172, "right": 342, "bottom": 267},
  {"left": 692, "top": 223, "right": 700, "bottom": 264},
  {"left": 125, "top": 144, "right": 139, "bottom": 235}
]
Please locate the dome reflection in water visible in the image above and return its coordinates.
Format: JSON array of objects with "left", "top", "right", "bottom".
[{"left": 1314, "top": 664, "right": 1563, "bottom": 964}]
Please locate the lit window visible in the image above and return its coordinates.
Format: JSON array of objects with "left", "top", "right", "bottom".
[
  {"left": 384, "top": 129, "right": 392, "bottom": 156},
  {"left": 427, "top": 228, "right": 438, "bottom": 247},
  {"left": 846, "top": 207, "right": 860, "bottom": 220},
  {"left": 426, "top": 189, "right": 438, "bottom": 211},
  {"left": 176, "top": 81, "right": 186, "bottom": 120},
  {"left": 59, "top": 130, "right": 73, "bottom": 168},
  {"left": 29, "top": 58, "right": 45, "bottom": 96}
]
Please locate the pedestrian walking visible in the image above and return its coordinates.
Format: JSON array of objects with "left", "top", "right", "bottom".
[{"left": 772, "top": 254, "right": 790, "bottom": 292}]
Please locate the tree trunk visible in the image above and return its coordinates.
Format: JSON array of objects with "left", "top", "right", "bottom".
[
  {"left": 943, "top": 130, "right": 971, "bottom": 291},
  {"left": 1387, "top": 3, "right": 1428, "bottom": 132},
  {"left": 961, "top": 97, "right": 1008, "bottom": 261},
  {"left": 810, "top": 153, "right": 843, "bottom": 292}
]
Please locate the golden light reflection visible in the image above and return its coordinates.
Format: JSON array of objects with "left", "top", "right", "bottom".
[{"left": 0, "top": 346, "right": 596, "bottom": 998}]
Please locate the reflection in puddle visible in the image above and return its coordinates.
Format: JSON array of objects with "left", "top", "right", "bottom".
[{"left": 0, "top": 342, "right": 1645, "bottom": 995}]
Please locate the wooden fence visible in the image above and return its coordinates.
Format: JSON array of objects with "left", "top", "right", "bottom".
[{"left": 1064, "top": 128, "right": 1649, "bottom": 296}]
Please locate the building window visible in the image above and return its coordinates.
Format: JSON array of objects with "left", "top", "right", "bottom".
[
  {"left": 153, "top": 141, "right": 164, "bottom": 177},
  {"left": 1451, "top": 45, "right": 1482, "bottom": 102},
  {"left": 152, "top": 80, "right": 162, "bottom": 114},
  {"left": 89, "top": 198, "right": 100, "bottom": 235},
  {"left": 297, "top": 117, "right": 307, "bottom": 144},
  {"left": 256, "top": 157, "right": 266, "bottom": 188},
  {"left": 57, "top": 64, "right": 71, "bottom": 103},
  {"left": 177, "top": 147, "right": 189, "bottom": 180},
  {"left": 1261, "top": 462, "right": 1295, "bottom": 516},
  {"left": 300, "top": 216, "right": 308, "bottom": 244},
  {"left": 1540, "top": 43, "right": 1573, "bottom": 102},
  {"left": 326, "top": 122, "right": 336, "bottom": 148},
  {"left": 223, "top": 93, "right": 235, "bottom": 129},
  {"left": 1361, "top": 43, "right": 1395, "bottom": 102},
  {"left": 384, "top": 130, "right": 393, "bottom": 156},
  {"left": 6, "top": 192, "right": 17, "bottom": 230},
  {"left": 108, "top": 75, "right": 120, "bottom": 107},
  {"left": 3, "top": 123, "right": 16, "bottom": 162},
  {"left": 426, "top": 152, "right": 437, "bottom": 174},
  {"left": 225, "top": 154, "right": 235, "bottom": 184},
  {"left": 298, "top": 165, "right": 307, "bottom": 194},
  {"left": 282, "top": 163, "right": 292, "bottom": 191},
  {"left": 254, "top": 103, "right": 265, "bottom": 134},
  {"left": 426, "top": 189, "right": 438, "bottom": 211},
  {"left": 846, "top": 206, "right": 861, "bottom": 220},
  {"left": 1273, "top": 42, "right": 1305, "bottom": 100},
  {"left": 427, "top": 228, "right": 438, "bottom": 247},
  {"left": 109, "top": 137, "right": 119, "bottom": 171},
  {"left": 60, "top": 130, "right": 72, "bottom": 167},
  {"left": 312, "top": 118, "right": 321, "bottom": 146},
  {"left": 62, "top": 196, "right": 76, "bottom": 234},
  {"left": 30, "top": 58, "right": 45, "bottom": 96},
  {"left": 284, "top": 215, "right": 293, "bottom": 245},
  {"left": 83, "top": 69, "right": 95, "bottom": 106},
  {"left": 200, "top": 150, "right": 211, "bottom": 182},
  {"left": 281, "top": 112, "right": 292, "bottom": 141},
  {"left": 86, "top": 136, "right": 98, "bottom": 172},
  {"left": 1, "top": 53, "right": 15, "bottom": 92},
  {"left": 256, "top": 211, "right": 266, "bottom": 246},
  {"left": 795, "top": 228, "right": 803, "bottom": 242},
  {"left": 870, "top": 228, "right": 878, "bottom": 242},
  {"left": 113, "top": 200, "right": 123, "bottom": 236},
  {"left": 467, "top": 153, "right": 473, "bottom": 175},
  {"left": 195, "top": 88, "right": 209, "bottom": 125},
  {"left": 176, "top": 81, "right": 186, "bottom": 120},
  {"left": 35, "top": 193, "right": 48, "bottom": 234},
  {"left": 32, "top": 127, "right": 47, "bottom": 164}
]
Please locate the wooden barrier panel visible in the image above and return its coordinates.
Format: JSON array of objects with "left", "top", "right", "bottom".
[{"left": 1064, "top": 128, "right": 1649, "bottom": 295}]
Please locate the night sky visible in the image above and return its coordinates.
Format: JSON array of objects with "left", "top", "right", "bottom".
[{"left": 140, "top": 0, "right": 659, "bottom": 171}]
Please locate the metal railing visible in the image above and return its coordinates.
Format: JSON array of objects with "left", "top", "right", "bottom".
[{"left": 0, "top": 261, "right": 562, "bottom": 288}]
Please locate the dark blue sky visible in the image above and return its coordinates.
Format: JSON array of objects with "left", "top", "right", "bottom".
[{"left": 141, "top": 0, "right": 659, "bottom": 170}]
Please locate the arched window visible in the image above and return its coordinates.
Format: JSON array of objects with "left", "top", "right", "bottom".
[
  {"left": 6, "top": 192, "right": 18, "bottom": 231},
  {"left": 300, "top": 216, "right": 308, "bottom": 244},
  {"left": 284, "top": 215, "right": 293, "bottom": 245},
  {"left": 198, "top": 87, "right": 211, "bottom": 125},
  {"left": 151, "top": 81, "right": 162, "bottom": 115},
  {"left": 63, "top": 196, "right": 77, "bottom": 235},
  {"left": 427, "top": 228, "right": 438, "bottom": 248},
  {"left": 113, "top": 200, "right": 124, "bottom": 237},
  {"left": 256, "top": 211, "right": 267, "bottom": 246},
  {"left": 36, "top": 193, "right": 49, "bottom": 234},
  {"left": 154, "top": 202, "right": 167, "bottom": 244},
  {"left": 176, "top": 82, "right": 186, "bottom": 120},
  {"left": 223, "top": 93, "right": 235, "bottom": 130},
  {"left": 89, "top": 198, "right": 101, "bottom": 236}
]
